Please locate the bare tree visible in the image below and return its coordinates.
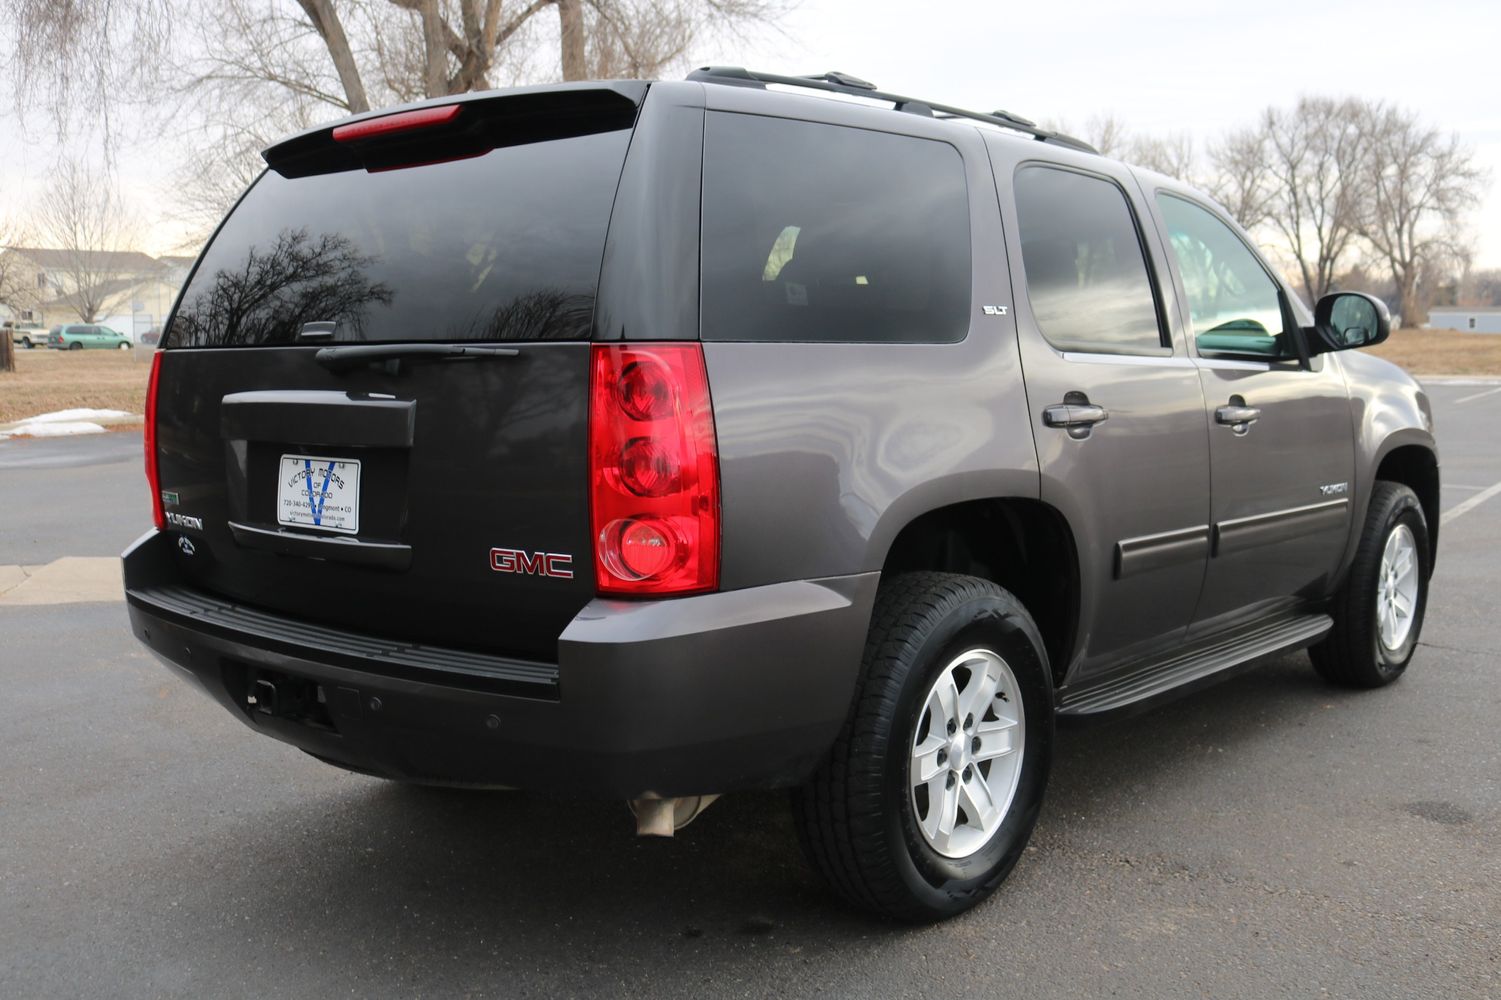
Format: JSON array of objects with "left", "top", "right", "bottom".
[
  {"left": 1355, "top": 102, "right": 1486, "bottom": 328},
  {"left": 6, "top": 0, "right": 787, "bottom": 141},
  {"left": 1206, "top": 126, "right": 1273, "bottom": 231},
  {"left": 0, "top": 216, "right": 33, "bottom": 373},
  {"left": 1, "top": 0, "right": 174, "bottom": 140},
  {"left": 0, "top": 217, "right": 34, "bottom": 315},
  {"left": 34, "top": 164, "right": 143, "bottom": 323},
  {"left": 188, "top": 0, "right": 782, "bottom": 114},
  {"left": 1081, "top": 113, "right": 1130, "bottom": 158},
  {"left": 1260, "top": 97, "right": 1369, "bottom": 306},
  {"left": 1128, "top": 132, "right": 1195, "bottom": 182}
]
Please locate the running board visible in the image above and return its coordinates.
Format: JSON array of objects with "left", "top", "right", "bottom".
[{"left": 1057, "top": 613, "right": 1332, "bottom": 723}]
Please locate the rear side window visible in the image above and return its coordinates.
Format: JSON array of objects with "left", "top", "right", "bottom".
[
  {"left": 1013, "top": 165, "right": 1166, "bottom": 355},
  {"left": 169, "top": 129, "right": 632, "bottom": 347},
  {"left": 700, "top": 114, "right": 971, "bottom": 344}
]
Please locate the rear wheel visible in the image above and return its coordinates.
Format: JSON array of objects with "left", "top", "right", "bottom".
[
  {"left": 793, "top": 571, "right": 1053, "bottom": 922},
  {"left": 68, "top": 341, "right": 81, "bottom": 350},
  {"left": 20, "top": 337, "right": 33, "bottom": 349},
  {"left": 1310, "top": 481, "right": 1430, "bottom": 688}
]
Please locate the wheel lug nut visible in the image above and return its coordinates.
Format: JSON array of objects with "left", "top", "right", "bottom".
[
  {"left": 936, "top": 750, "right": 947, "bottom": 765},
  {"left": 962, "top": 765, "right": 973, "bottom": 782},
  {"left": 946, "top": 773, "right": 956, "bottom": 789},
  {"left": 964, "top": 714, "right": 974, "bottom": 732},
  {"left": 946, "top": 719, "right": 957, "bottom": 735},
  {"left": 972, "top": 737, "right": 981, "bottom": 752}
]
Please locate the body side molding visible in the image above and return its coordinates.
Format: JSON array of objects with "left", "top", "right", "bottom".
[
  {"left": 1114, "top": 524, "right": 1211, "bottom": 579},
  {"left": 1213, "top": 499, "right": 1349, "bottom": 556}
]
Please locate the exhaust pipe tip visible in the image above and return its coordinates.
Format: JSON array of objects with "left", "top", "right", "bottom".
[{"left": 629, "top": 794, "right": 720, "bottom": 837}]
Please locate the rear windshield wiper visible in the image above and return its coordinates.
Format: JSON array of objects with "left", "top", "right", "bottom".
[{"left": 314, "top": 343, "right": 520, "bottom": 374}]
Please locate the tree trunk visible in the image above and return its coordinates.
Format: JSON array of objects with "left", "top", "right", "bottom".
[
  {"left": 557, "top": 0, "right": 587, "bottom": 81},
  {"left": 295, "top": 0, "right": 371, "bottom": 113},
  {"left": 1396, "top": 267, "right": 1419, "bottom": 330},
  {"left": 418, "top": 0, "right": 448, "bottom": 97},
  {"left": 0, "top": 331, "right": 14, "bottom": 373}
]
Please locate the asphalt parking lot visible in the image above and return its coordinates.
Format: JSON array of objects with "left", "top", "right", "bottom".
[{"left": 2, "top": 381, "right": 1498, "bottom": 999}]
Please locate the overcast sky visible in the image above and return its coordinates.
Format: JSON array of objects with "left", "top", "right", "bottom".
[
  {"left": 3, "top": 0, "right": 1498, "bottom": 267},
  {"left": 697, "top": 0, "right": 1501, "bottom": 267}
]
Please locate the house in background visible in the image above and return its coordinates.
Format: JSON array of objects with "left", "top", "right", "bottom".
[
  {"left": 1427, "top": 306, "right": 1501, "bottom": 334},
  {"left": 0, "top": 247, "right": 192, "bottom": 339}
]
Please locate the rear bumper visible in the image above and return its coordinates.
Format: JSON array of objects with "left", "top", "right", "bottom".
[{"left": 123, "top": 530, "right": 876, "bottom": 798}]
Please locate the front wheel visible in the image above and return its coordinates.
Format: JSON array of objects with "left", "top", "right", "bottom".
[
  {"left": 20, "top": 337, "right": 33, "bottom": 349},
  {"left": 117, "top": 341, "right": 131, "bottom": 351},
  {"left": 1310, "top": 481, "right": 1431, "bottom": 688},
  {"left": 793, "top": 572, "right": 1053, "bottom": 922}
]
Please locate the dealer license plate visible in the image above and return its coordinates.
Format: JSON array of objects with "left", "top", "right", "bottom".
[{"left": 277, "top": 455, "right": 361, "bottom": 534}]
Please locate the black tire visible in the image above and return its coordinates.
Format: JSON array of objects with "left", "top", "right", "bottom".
[
  {"left": 793, "top": 571, "right": 1053, "bottom": 922},
  {"left": 21, "top": 337, "right": 33, "bottom": 349},
  {"left": 1310, "top": 481, "right": 1430, "bottom": 688},
  {"left": 68, "top": 341, "right": 82, "bottom": 350}
]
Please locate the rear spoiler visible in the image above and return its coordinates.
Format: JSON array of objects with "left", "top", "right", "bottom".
[{"left": 262, "top": 82, "right": 648, "bottom": 178}]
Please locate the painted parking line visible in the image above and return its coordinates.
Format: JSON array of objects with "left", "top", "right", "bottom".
[
  {"left": 1441, "top": 479, "right": 1501, "bottom": 527},
  {"left": 0, "top": 557, "right": 122, "bottom": 605},
  {"left": 1453, "top": 386, "right": 1501, "bottom": 405}
]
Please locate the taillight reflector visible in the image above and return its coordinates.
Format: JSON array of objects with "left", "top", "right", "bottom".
[
  {"left": 332, "top": 104, "right": 462, "bottom": 143},
  {"left": 144, "top": 351, "right": 164, "bottom": 531},
  {"left": 589, "top": 344, "right": 719, "bottom": 596}
]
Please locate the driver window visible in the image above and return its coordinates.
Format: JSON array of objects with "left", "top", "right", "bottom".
[{"left": 1156, "top": 194, "right": 1291, "bottom": 360}]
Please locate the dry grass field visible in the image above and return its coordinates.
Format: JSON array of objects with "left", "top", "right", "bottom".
[
  {"left": 0, "top": 348, "right": 153, "bottom": 424},
  {"left": 0, "top": 327, "right": 1496, "bottom": 426},
  {"left": 1366, "top": 327, "right": 1501, "bottom": 377}
]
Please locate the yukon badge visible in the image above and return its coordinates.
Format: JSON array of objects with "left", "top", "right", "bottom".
[
  {"left": 1319, "top": 482, "right": 1349, "bottom": 497},
  {"left": 165, "top": 511, "right": 204, "bottom": 530},
  {"left": 490, "top": 547, "right": 574, "bottom": 580}
]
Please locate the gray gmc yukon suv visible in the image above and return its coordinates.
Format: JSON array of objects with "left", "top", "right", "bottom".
[{"left": 125, "top": 69, "right": 1439, "bottom": 921}]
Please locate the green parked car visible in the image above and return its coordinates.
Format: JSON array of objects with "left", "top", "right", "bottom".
[{"left": 47, "top": 324, "right": 133, "bottom": 350}]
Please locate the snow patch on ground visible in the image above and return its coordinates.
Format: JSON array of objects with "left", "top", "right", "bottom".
[
  {"left": 0, "top": 421, "right": 109, "bottom": 439},
  {"left": 0, "top": 408, "right": 139, "bottom": 441},
  {"left": 18, "top": 408, "right": 135, "bottom": 424}
]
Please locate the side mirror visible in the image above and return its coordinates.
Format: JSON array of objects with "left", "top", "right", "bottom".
[{"left": 1309, "top": 291, "right": 1391, "bottom": 353}]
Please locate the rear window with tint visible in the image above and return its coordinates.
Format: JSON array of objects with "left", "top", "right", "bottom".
[
  {"left": 1013, "top": 165, "right": 1167, "bottom": 356},
  {"left": 700, "top": 113, "right": 971, "bottom": 344},
  {"left": 169, "top": 129, "right": 631, "bottom": 347}
]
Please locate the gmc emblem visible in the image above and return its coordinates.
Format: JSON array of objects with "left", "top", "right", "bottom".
[{"left": 490, "top": 547, "right": 575, "bottom": 580}]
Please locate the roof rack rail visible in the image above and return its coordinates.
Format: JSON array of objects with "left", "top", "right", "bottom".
[{"left": 685, "top": 66, "right": 1098, "bottom": 155}]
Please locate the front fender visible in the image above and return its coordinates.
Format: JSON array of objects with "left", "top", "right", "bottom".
[{"left": 1335, "top": 351, "right": 1439, "bottom": 580}]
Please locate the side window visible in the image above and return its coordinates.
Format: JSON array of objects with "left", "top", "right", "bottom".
[
  {"left": 1013, "top": 165, "right": 1166, "bottom": 355},
  {"left": 700, "top": 113, "right": 971, "bottom": 344},
  {"left": 1155, "top": 194, "right": 1290, "bottom": 360}
]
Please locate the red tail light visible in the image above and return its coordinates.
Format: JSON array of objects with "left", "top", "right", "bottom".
[
  {"left": 589, "top": 344, "right": 719, "bottom": 596},
  {"left": 144, "top": 351, "right": 165, "bottom": 531}
]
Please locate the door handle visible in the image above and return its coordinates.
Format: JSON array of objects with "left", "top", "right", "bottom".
[
  {"left": 1043, "top": 402, "right": 1109, "bottom": 440},
  {"left": 1215, "top": 400, "right": 1261, "bottom": 435}
]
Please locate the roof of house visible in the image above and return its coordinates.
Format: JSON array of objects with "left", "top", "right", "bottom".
[
  {"left": 50, "top": 275, "right": 157, "bottom": 310},
  {"left": 1430, "top": 306, "right": 1501, "bottom": 315},
  {"left": 155, "top": 255, "right": 196, "bottom": 268},
  {"left": 5, "top": 246, "right": 165, "bottom": 273}
]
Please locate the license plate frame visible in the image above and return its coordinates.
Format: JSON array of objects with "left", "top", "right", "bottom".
[{"left": 276, "top": 454, "right": 362, "bottom": 535}]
